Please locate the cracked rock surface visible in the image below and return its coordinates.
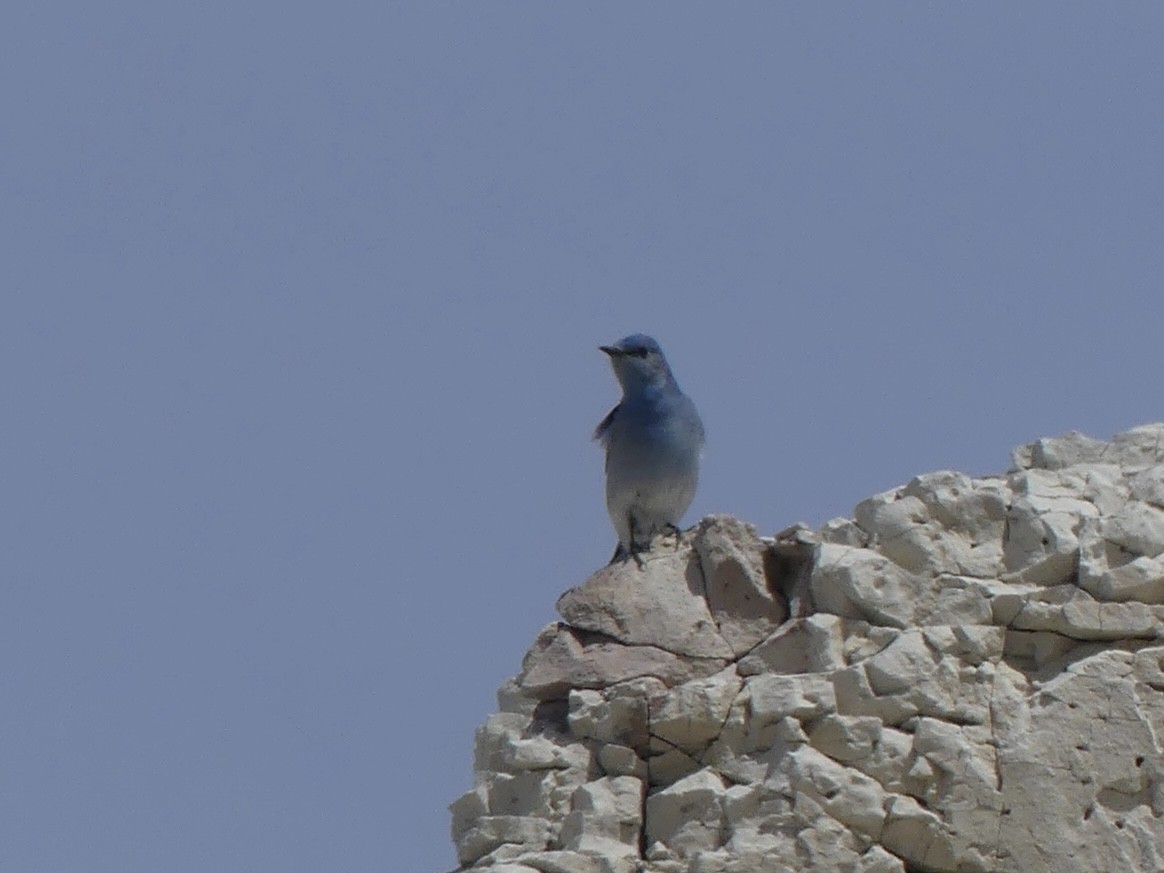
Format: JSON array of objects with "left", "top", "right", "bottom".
[{"left": 450, "top": 424, "right": 1164, "bottom": 873}]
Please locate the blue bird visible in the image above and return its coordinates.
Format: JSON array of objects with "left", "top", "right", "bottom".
[{"left": 594, "top": 334, "right": 705, "bottom": 564}]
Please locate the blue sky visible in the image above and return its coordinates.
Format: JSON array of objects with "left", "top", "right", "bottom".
[{"left": 3, "top": 4, "right": 1163, "bottom": 872}]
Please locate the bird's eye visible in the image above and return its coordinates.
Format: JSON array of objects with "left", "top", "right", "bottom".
[{"left": 629, "top": 347, "right": 649, "bottom": 358}]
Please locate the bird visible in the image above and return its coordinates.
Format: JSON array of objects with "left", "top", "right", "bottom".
[{"left": 594, "top": 334, "right": 705, "bottom": 565}]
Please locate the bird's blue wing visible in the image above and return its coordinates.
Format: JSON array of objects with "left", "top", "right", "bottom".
[{"left": 593, "top": 405, "right": 619, "bottom": 443}]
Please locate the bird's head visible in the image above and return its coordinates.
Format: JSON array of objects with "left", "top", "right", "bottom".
[{"left": 600, "top": 333, "right": 676, "bottom": 394}]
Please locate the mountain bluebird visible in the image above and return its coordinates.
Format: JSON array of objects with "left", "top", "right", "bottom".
[{"left": 594, "top": 334, "right": 705, "bottom": 564}]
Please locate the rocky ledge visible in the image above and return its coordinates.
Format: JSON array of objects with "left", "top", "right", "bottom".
[{"left": 450, "top": 424, "right": 1164, "bottom": 873}]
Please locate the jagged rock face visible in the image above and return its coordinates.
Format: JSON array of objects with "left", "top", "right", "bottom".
[{"left": 450, "top": 425, "right": 1164, "bottom": 873}]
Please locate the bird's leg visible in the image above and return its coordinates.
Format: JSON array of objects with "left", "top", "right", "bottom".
[
  {"left": 663, "top": 523, "right": 683, "bottom": 550},
  {"left": 626, "top": 513, "right": 646, "bottom": 568}
]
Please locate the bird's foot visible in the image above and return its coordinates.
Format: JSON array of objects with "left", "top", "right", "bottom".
[
  {"left": 663, "top": 523, "right": 684, "bottom": 550},
  {"left": 609, "top": 542, "right": 647, "bottom": 568}
]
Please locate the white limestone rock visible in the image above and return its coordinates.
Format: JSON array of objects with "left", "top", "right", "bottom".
[
  {"left": 904, "top": 718, "right": 1002, "bottom": 863},
  {"left": 567, "top": 678, "right": 660, "bottom": 752},
  {"left": 854, "top": 473, "right": 1007, "bottom": 578},
  {"left": 920, "top": 575, "right": 996, "bottom": 625},
  {"left": 453, "top": 423, "right": 1164, "bottom": 873},
  {"left": 474, "top": 712, "right": 592, "bottom": 775},
  {"left": 791, "top": 806, "right": 877, "bottom": 871},
  {"left": 1084, "top": 554, "right": 1164, "bottom": 604},
  {"left": 811, "top": 543, "right": 931, "bottom": 628},
  {"left": 595, "top": 744, "right": 647, "bottom": 780},
  {"left": 1128, "top": 465, "right": 1164, "bottom": 507},
  {"left": 850, "top": 724, "right": 914, "bottom": 794},
  {"left": 558, "top": 776, "right": 644, "bottom": 859},
  {"left": 841, "top": 621, "right": 900, "bottom": 664},
  {"left": 738, "top": 614, "right": 846, "bottom": 676},
  {"left": 880, "top": 794, "right": 963, "bottom": 871},
  {"left": 489, "top": 772, "right": 558, "bottom": 817},
  {"left": 790, "top": 745, "right": 888, "bottom": 838},
  {"left": 996, "top": 654, "right": 1164, "bottom": 871},
  {"left": 1009, "top": 587, "right": 1163, "bottom": 640},
  {"left": 1002, "top": 494, "right": 1091, "bottom": 585},
  {"left": 518, "top": 623, "right": 727, "bottom": 699},
  {"left": 1002, "top": 628, "right": 1079, "bottom": 669},
  {"left": 645, "top": 736, "right": 702, "bottom": 787},
  {"left": 819, "top": 516, "right": 869, "bottom": 547},
  {"left": 450, "top": 784, "right": 489, "bottom": 857},
  {"left": 854, "top": 845, "right": 906, "bottom": 873},
  {"left": 833, "top": 628, "right": 996, "bottom": 727},
  {"left": 507, "top": 851, "right": 606, "bottom": 873},
  {"left": 1110, "top": 423, "right": 1164, "bottom": 469},
  {"left": 649, "top": 667, "right": 741, "bottom": 753},
  {"left": 694, "top": 516, "right": 788, "bottom": 656},
  {"left": 454, "top": 815, "right": 555, "bottom": 866},
  {"left": 807, "top": 714, "right": 884, "bottom": 763},
  {"left": 853, "top": 489, "right": 930, "bottom": 546},
  {"left": 746, "top": 672, "right": 836, "bottom": 723},
  {"left": 677, "top": 851, "right": 798, "bottom": 873},
  {"left": 1101, "top": 499, "right": 1164, "bottom": 558},
  {"left": 1012, "top": 429, "right": 1113, "bottom": 470},
  {"left": 556, "top": 553, "right": 734, "bottom": 659},
  {"left": 644, "top": 768, "right": 726, "bottom": 857}
]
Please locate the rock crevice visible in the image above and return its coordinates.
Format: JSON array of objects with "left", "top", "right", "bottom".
[{"left": 451, "top": 424, "right": 1164, "bottom": 873}]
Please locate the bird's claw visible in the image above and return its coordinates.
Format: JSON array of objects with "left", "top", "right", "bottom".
[{"left": 609, "top": 542, "right": 648, "bottom": 568}]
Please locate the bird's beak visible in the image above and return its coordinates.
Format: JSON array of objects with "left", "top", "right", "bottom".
[{"left": 599, "top": 345, "right": 621, "bottom": 357}]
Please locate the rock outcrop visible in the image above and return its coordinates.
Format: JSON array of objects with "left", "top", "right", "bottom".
[{"left": 450, "top": 424, "right": 1164, "bottom": 873}]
